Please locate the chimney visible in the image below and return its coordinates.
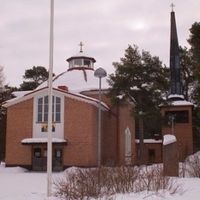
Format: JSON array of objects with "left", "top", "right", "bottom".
[{"left": 58, "top": 85, "right": 68, "bottom": 92}]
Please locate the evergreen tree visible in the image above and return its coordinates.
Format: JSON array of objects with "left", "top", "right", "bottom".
[
  {"left": 108, "top": 45, "right": 169, "bottom": 164},
  {"left": 179, "top": 46, "right": 194, "bottom": 101},
  {"left": 187, "top": 22, "right": 200, "bottom": 151},
  {"left": 20, "top": 66, "right": 52, "bottom": 90},
  {"left": 108, "top": 45, "right": 169, "bottom": 137},
  {"left": 0, "top": 85, "right": 16, "bottom": 161},
  {"left": 0, "top": 66, "right": 5, "bottom": 89},
  {"left": 0, "top": 66, "right": 5, "bottom": 161},
  {"left": 188, "top": 22, "right": 200, "bottom": 106}
]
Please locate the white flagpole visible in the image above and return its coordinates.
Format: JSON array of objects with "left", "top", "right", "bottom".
[{"left": 47, "top": 0, "right": 54, "bottom": 197}]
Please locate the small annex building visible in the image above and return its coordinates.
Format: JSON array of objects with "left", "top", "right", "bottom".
[{"left": 3, "top": 50, "right": 135, "bottom": 171}]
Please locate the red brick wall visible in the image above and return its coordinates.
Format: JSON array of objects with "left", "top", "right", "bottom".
[
  {"left": 81, "top": 91, "right": 112, "bottom": 107},
  {"left": 5, "top": 99, "right": 33, "bottom": 166},
  {"left": 161, "top": 105, "right": 193, "bottom": 160},
  {"left": 81, "top": 91, "right": 136, "bottom": 166},
  {"left": 101, "top": 108, "right": 117, "bottom": 166},
  {"left": 63, "top": 97, "right": 98, "bottom": 166},
  {"left": 5, "top": 92, "right": 136, "bottom": 168}
]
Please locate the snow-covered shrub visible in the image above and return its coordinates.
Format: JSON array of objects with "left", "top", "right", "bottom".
[
  {"left": 136, "top": 165, "right": 180, "bottom": 194},
  {"left": 183, "top": 152, "right": 200, "bottom": 177},
  {"left": 54, "top": 166, "right": 180, "bottom": 200},
  {"left": 54, "top": 168, "right": 101, "bottom": 199}
]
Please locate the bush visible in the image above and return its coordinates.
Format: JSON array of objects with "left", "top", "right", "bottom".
[
  {"left": 181, "top": 153, "right": 200, "bottom": 177},
  {"left": 54, "top": 166, "right": 180, "bottom": 200}
]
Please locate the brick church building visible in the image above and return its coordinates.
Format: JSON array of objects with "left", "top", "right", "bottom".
[
  {"left": 3, "top": 9, "right": 194, "bottom": 171},
  {"left": 4, "top": 48, "right": 136, "bottom": 170}
]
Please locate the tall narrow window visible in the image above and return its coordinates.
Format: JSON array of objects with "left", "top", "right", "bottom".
[
  {"left": 44, "top": 96, "right": 48, "bottom": 122},
  {"left": 37, "top": 98, "right": 43, "bottom": 122},
  {"left": 83, "top": 59, "right": 91, "bottom": 67},
  {"left": 37, "top": 96, "right": 61, "bottom": 123},
  {"left": 74, "top": 59, "right": 82, "bottom": 66},
  {"left": 56, "top": 97, "right": 61, "bottom": 122}
]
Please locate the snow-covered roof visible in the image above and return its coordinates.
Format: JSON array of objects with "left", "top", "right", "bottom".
[
  {"left": 67, "top": 51, "right": 96, "bottom": 62},
  {"left": 36, "top": 69, "right": 109, "bottom": 93},
  {"left": 163, "top": 134, "right": 176, "bottom": 145},
  {"left": 168, "top": 94, "right": 184, "bottom": 100},
  {"left": 170, "top": 100, "right": 193, "bottom": 106},
  {"left": 3, "top": 87, "right": 109, "bottom": 110},
  {"left": 12, "top": 91, "right": 31, "bottom": 98},
  {"left": 160, "top": 100, "right": 193, "bottom": 107},
  {"left": 4, "top": 90, "right": 33, "bottom": 105},
  {"left": 135, "top": 139, "right": 162, "bottom": 144},
  {"left": 21, "top": 138, "right": 67, "bottom": 144}
]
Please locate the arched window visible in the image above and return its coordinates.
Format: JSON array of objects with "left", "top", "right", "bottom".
[{"left": 37, "top": 96, "right": 61, "bottom": 123}]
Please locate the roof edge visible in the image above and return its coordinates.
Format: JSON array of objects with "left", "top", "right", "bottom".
[{"left": 3, "top": 87, "right": 110, "bottom": 111}]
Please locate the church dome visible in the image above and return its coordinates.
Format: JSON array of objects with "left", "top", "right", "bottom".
[{"left": 36, "top": 44, "right": 109, "bottom": 93}]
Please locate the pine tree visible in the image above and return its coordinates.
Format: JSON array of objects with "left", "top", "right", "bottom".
[
  {"left": 20, "top": 66, "right": 52, "bottom": 90},
  {"left": 0, "top": 66, "right": 5, "bottom": 89},
  {"left": 0, "top": 85, "right": 17, "bottom": 161},
  {"left": 187, "top": 22, "right": 200, "bottom": 151},
  {"left": 108, "top": 45, "right": 169, "bottom": 164},
  {"left": 188, "top": 22, "right": 200, "bottom": 106},
  {"left": 109, "top": 44, "right": 169, "bottom": 123},
  {"left": 179, "top": 46, "right": 194, "bottom": 101},
  {"left": 0, "top": 66, "right": 5, "bottom": 161}
]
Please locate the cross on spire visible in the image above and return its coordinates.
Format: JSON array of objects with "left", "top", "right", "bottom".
[
  {"left": 170, "top": 3, "right": 175, "bottom": 12},
  {"left": 79, "top": 41, "right": 84, "bottom": 53}
]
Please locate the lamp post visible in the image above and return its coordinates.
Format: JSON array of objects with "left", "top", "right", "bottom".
[
  {"left": 94, "top": 67, "right": 107, "bottom": 167},
  {"left": 47, "top": 0, "right": 54, "bottom": 197}
]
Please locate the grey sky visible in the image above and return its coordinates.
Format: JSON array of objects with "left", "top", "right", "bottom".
[{"left": 0, "top": 0, "right": 199, "bottom": 87}]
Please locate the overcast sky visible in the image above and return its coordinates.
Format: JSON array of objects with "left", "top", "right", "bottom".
[{"left": 0, "top": 0, "right": 199, "bottom": 87}]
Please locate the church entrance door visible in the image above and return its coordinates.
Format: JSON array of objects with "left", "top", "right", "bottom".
[{"left": 32, "top": 145, "right": 63, "bottom": 171}]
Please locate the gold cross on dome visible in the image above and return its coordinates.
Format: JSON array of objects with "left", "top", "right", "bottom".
[
  {"left": 79, "top": 41, "right": 84, "bottom": 53},
  {"left": 170, "top": 3, "right": 175, "bottom": 11}
]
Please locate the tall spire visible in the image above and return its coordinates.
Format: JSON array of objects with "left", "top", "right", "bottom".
[{"left": 168, "top": 5, "right": 184, "bottom": 100}]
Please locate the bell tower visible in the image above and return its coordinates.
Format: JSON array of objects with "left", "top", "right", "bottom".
[{"left": 161, "top": 5, "right": 193, "bottom": 161}]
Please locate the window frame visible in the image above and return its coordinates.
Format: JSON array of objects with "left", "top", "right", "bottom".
[
  {"left": 37, "top": 95, "right": 61, "bottom": 123},
  {"left": 165, "top": 110, "right": 189, "bottom": 124}
]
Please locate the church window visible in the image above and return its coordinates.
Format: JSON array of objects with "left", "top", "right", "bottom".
[
  {"left": 37, "top": 96, "right": 61, "bottom": 123},
  {"left": 55, "top": 97, "right": 61, "bottom": 122},
  {"left": 37, "top": 98, "right": 43, "bottom": 122},
  {"left": 74, "top": 59, "right": 82, "bottom": 66},
  {"left": 69, "top": 61, "right": 73, "bottom": 68},
  {"left": 83, "top": 59, "right": 91, "bottom": 67},
  {"left": 44, "top": 96, "right": 48, "bottom": 122},
  {"left": 34, "top": 148, "right": 41, "bottom": 158},
  {"left": 165, "top": 110, "right": 189, "bottom": 123}
]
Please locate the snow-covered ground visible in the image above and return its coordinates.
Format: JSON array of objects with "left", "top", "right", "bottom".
[{"left": 0, "top": 162, "right": 200, "bottom": 200}]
